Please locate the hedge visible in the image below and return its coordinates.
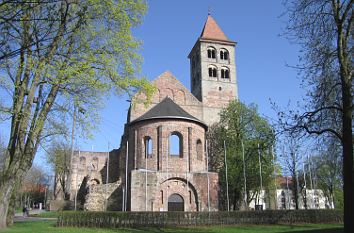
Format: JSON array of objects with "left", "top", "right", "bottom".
[{"left": 57, "top": 209, "right": 343, "bottom": 228}]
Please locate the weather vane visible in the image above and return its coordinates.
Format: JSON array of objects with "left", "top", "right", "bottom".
[{"left": 208, "top": 6, "right": 212, "bottom": 15}]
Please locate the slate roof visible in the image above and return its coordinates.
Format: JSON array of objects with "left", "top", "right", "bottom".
[
  {"left": 200, "top": 15, "right": 230, "bottom": 42},
  {"left": 130, "top": 97, "right": 207, "bottom": 128}
]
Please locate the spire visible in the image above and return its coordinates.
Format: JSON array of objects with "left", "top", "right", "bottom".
[{"left": 200, "top": 15, "right": 229, "bottom": 41}]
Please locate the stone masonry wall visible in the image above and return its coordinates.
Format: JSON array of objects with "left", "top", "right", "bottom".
[
  {"left": 84, "top": 181, "right": 121, "bottom": 211},
  {"left": 130, "top": 170, "right": 218, "bottom": 212},
  {"left": 129, "top": 119, "right": 206, "bottom": 173}
]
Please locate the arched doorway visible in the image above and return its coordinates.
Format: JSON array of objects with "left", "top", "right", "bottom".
[{"left": 168, "top": 193, "right": 184, "bottom": 211}]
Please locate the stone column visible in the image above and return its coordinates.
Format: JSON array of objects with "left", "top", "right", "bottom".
[
  {"left": 188, "top": 127, "right": 192, "bottom": 172},
  {"left": 157, "top": 125, "right": 162, "bottom": 171}
]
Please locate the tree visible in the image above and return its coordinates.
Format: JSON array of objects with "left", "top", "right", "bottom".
[
  {"left": 208, "top": 101, "right": 275, "bottom": 210},
  {"left": 19, "top": 164, "right": 49, "bottom": 209},
  {"left": 280, "top": 1, "right": 352, "bottom": 231},
  {"left": 278, "top": 133, "right": 303, "bottom": 209},
  {"left": 46, "top": 140, "right": 71, "bottom": 200},
  {"left": 312, "top": 137, "right": 343, "bottom": 209},
  {"left": 0, "top": 1, "right": 154, "bottom": 228}
]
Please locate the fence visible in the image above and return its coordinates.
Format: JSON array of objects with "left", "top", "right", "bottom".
[{"left": 57, "top": 209, "right": 343, "bottom": 228}]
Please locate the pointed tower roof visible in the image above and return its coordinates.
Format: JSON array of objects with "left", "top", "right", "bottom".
[
  {"left": 200, "top": 15, "right": 230, "bottom": 42},
  {"left": 130, "top": 97, "right": 207, "bottom": 129},
  {"left": 189, "top": 14, "right": 235, "bottom": 58}
]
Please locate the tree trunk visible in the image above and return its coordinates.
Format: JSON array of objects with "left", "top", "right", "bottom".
[
  {"left": 292, "top": 173, "right": 299, "bottom": 210},
  {"left": 6, "top": 189, "right": 16, "bottom": 226},
  {"left": 342, "top": 80, "right": 353, "bottom": 233},
  {"left": 0, "top": 177, "right": 16, "bottom": 229}
]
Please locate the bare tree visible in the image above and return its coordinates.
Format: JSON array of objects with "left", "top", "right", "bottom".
[
  {"left": 46, "top": 140, "right": 70, "bottom": 200},
  {"left": 313, "top": 137, "right": 342, "bottom": 209},
  {"left": 280, "top": 1, "right": 353, "bottom": 231},
  {"left": 279, "top": 133, "right": 302, "bottom": 209}
]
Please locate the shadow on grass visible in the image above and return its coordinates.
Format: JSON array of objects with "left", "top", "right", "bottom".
[
  {"left": 117, "top": 227, "right": 214, "bottom": 233},
  {"left": 280, "top": 228, "right": 343, "bottom": 233}
]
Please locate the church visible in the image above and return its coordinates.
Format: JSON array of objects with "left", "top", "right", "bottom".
[{"left": 64, "top": 14, "right": 238, "bottom": 212}]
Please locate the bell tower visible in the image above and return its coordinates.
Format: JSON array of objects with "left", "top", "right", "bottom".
[{"left": 188, "top": 14, "right": 238, "bottom": 125}]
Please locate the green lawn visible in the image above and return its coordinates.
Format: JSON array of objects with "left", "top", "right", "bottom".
[
  {"left": 29, "top": 211, "right": 59, "bottom": 218},
  {"left": 0, "top": 221, "right": 343, "bottom": 233}
]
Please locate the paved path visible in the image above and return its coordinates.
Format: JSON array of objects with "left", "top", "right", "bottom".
[{"left": 14, "top": 216, "right": 56, "bottom": 222}]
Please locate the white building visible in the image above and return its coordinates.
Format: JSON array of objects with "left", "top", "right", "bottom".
[{"left": 247, "top": 176, "right": 333, "bottom": 210}]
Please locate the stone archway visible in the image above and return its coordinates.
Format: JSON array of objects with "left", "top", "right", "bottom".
[{"left": 168, "top": 193, "right": 184, "bottom": 211}]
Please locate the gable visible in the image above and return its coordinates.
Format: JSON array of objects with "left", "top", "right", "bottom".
[{"left": 129, "top": 71, "right": 203, "bottom": 122}]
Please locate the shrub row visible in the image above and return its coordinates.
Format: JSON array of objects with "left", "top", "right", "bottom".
[{"left": 57, "top": 209, "right": 343, "bottom": 228}]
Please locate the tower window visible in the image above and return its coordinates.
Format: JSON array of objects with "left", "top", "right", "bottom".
[
  {"left": 221, "top": 67, "right": 230, "bottom": 79},
  {"left": 196, "top": 139, "right": 203, "bottom": 160},
  {"left": 207, "top": 47, "right": 216, "bottom": 59},
  {"left": 220, "top": 49, "right": 229, "bottom": 60},
  {"left": 208, "top": 66, "right": 217, "bottom": 78},
  {"left": 144, "top": 136, "right": 153, "bottom": 158},
  {"left": 169, "top": 132, "right": 183, "bottom": 157}
]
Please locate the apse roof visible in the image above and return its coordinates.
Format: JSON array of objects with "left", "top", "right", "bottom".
[{"left": 130, "top": 97, "right": 207, "bottom": 128}]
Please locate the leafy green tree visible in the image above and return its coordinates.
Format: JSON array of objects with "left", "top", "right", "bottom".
[
  {"left": 0, "top": 1, "right": 154, "bottom": 228},
  {"left": 208, "top": 101, "right": 275, "bottom": 210}
]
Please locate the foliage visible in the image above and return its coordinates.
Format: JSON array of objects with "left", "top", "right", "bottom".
[
  {"left": 0, "top": 0, "right": 154, "bottom": 228},
  {"left": 57, "top": 210, "right": 343, "bottom": 228},
  {"left": 208, "top": 101, "right": 275, "bottom": 210}
]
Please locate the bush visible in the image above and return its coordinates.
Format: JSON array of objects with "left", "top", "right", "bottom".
[{"left": 57, "top": 209, "right": 343, "bottom": 228}]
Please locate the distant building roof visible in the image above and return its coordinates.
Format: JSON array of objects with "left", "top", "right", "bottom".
[
  {"left": 277, "top": 176, "right": 294, "bottom": 189},
  {"left": 130, "top": 97, "right": 207, "bottom": 129}
]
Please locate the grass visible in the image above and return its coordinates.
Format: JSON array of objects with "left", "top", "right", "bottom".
[
  {"left": 0, "top": 221, "right": 343, "bottom": 233},
  {"left": 29, "top": 211, "right": 59, "bottom": 218}
]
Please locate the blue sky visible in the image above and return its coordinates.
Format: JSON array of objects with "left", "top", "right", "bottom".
[{"left": 30, "top": 1, "right": 305, "bottom": 170}]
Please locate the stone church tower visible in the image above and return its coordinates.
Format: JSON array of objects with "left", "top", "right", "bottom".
[
  {"left": 189, "top": 14, "right": 238, "bottom": 125},
  {"left": 64, "top": 14, "right": 237, "bottom": 212}
]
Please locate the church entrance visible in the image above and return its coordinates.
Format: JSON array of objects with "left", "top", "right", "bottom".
[{"left": 168, "top": 193, "right": 184, "bottom": 211}]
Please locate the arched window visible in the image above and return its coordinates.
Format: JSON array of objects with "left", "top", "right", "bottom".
[
  {"left": 207, "top": 47, "right": 216, "bottom": 59},
  {"left": 144, "top": 136, "right": 153, "bottom": 158},
  {"left": 79, "top": 157, "right": 86, "bottom": 169},
  {"left": 221, "top": 67, "right": 230, "bottom": 79},
  {"left": 91, "top": 157, "right": 98, "bottom": 170},
  {"left": 196, "top": 139, "right": 203, "bottom": 160},
  {"left": 169, "top": 132, "right": 183, "bottom": 157},
  {"left": 220, "top": 49, "right": 229, "bottom": 60},
  {"left": 208, "top": 65, "right": 217, "bottom": 78}
]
